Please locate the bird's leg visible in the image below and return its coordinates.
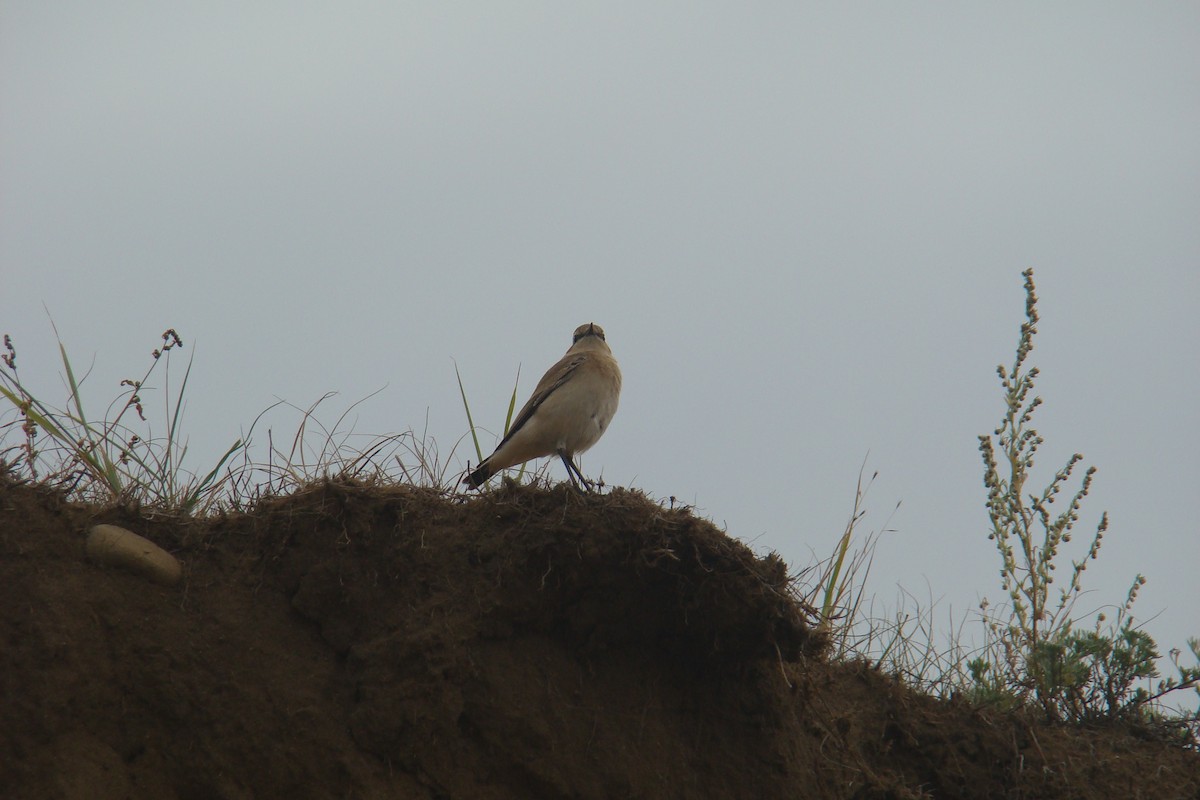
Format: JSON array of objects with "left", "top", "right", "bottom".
[{"left": 558, "top": 450, "right": 593, "bottom": 492}]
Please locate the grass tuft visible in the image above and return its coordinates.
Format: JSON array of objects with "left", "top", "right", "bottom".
[{"left": 1, "top": 326, "right": 242, "bottom": 514}]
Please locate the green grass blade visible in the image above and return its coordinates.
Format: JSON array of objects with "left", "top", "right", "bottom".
[
  {"left": 503, "top": 365, "right": 521, "bottom": 436},
  {"left": 57, "top": 339, "right": 87, "bottom": 425},
  {"left": 505, "top": 367, "right": 529, "bottom": 482},
  {"left": 821, "top": 527, "right": 853, "bottom": 624},
  {"left": 55, "top": 335, "right": 124, "bottom": 495},
  {"left": 160, "top": 349, "right": 195, "bottom": 496},
  {"left": 180, "top": 438, "right": 243, "bottom": 514},
  {"left": 454, "top": 360, "right": 484, "bottom": 464}
]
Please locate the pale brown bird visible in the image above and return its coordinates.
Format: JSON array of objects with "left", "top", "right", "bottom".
[{"left": 464, "top": 322, "right": 621, "bottom": 490}]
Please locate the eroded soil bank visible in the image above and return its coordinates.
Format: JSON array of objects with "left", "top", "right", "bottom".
[{"left": 2, "top": 478, "right": 1196, "bottom": 799}]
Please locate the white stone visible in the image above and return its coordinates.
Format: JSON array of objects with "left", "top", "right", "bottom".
[{"left": 86, "top": 524, "right": 182, "bottom": 586}]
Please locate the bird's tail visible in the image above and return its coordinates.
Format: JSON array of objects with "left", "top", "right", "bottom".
[{"left": 463, "top": 460, "right": 493, "bottom": 489}]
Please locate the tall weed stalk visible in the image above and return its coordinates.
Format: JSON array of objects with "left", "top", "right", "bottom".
[{"left": 973, "top": 269, "right": 1198, "bottom": 730}]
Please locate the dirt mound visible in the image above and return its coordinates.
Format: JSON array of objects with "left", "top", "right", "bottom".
[{"left": 1, "top": 477, "right": 1197, "bottom": 799}]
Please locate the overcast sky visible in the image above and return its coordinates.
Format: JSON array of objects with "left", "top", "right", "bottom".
[{"left": 3, "top": 3, "right": 1197, "bottom": 673}]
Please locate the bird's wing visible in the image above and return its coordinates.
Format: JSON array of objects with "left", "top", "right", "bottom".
[{"left": 493, "top": 352, "right": 590, "bottom": 449}]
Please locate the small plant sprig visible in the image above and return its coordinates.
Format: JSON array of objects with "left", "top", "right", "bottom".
[
  {"left": 974, "top": 269, "right": 1198, "bottom": 729},
  {"left": 0, "top": 326, "right": 242, "bottom": 513}
]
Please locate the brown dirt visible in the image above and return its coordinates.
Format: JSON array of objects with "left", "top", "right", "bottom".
[{"left": 1, "top": 476, "right": 1197, "bottom": 799}]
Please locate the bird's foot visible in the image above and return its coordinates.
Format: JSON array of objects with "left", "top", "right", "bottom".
[{"left": 559, "top": 451, "right": 595, "bottom": 492}]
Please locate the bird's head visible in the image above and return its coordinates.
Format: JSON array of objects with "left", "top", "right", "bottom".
[{"left": 572, "top": 322, "right": 605, "bottom": 343}]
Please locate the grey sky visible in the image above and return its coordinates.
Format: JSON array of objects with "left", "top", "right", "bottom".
[{"left": 3, "top": 4, "right": 1198, "bottom": 665}]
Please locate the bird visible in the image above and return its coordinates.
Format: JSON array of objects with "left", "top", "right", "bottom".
[{"left": 464, "top": 322, "right": 621, "bottom": 490}]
